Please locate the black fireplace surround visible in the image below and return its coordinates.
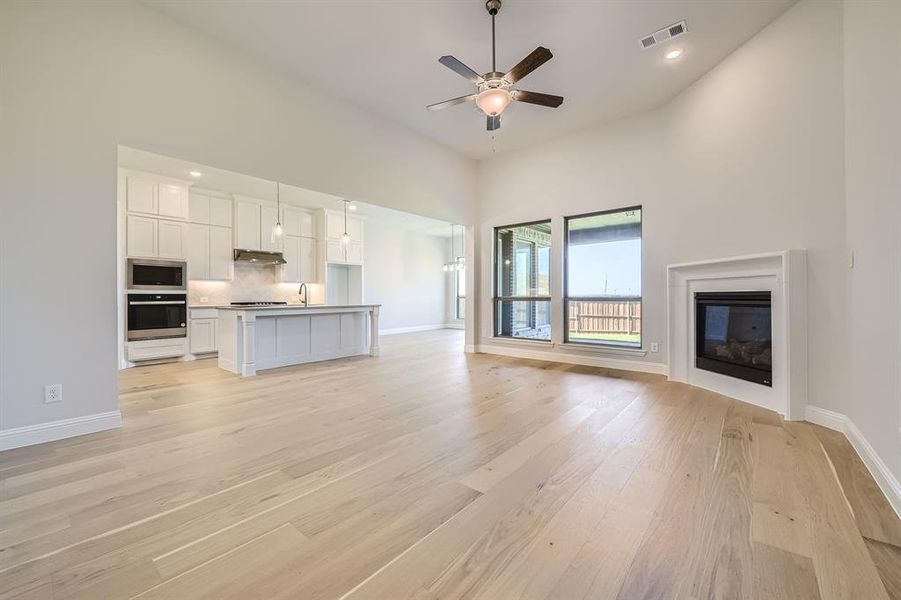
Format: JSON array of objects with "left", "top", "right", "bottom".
[{"left": 695, "top": 291, "right": 772, "bottom": 387}]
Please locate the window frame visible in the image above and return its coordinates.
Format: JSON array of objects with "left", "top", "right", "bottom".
[
  {"left": 563, "top": 205, "right": 643, "bottom": 349},
  {"left": 454, "top": 256, "right": 466, "bottom": 321},
  {"left": 492, "top": 219, "right": 553, "bottom": 342}
]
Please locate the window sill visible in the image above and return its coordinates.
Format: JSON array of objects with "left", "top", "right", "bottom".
[
  {"left": 489, "top": 336, "right": 553, "bottom": 348},
  {"left": 558, "top": 342, "right": 647, "bottom": 357}
]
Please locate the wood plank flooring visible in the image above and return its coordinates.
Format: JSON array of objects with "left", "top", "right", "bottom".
[{"left": 1, "top": 329, "right": 899, "bottom": 599}]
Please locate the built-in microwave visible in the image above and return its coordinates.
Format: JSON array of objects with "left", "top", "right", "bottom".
[
  {"left": 127, "top": 293, "right": 187, "bottom": 341},
  {"left": 127, "top": 258, "right": 186, "bottom": 291}
]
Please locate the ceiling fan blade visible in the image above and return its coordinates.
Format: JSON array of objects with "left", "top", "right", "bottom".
[
  {"left": 438, "top": 55, "right": 485, "bottom": 84},
  {"left": 487, "top": 115, "right": 501, "bottom": 131},
  {"left": 514, "top": 90, "right": 564, "bottom": 108},
  {"left": 503, "top": 46, "right": 553, "bottom": 85},
  {"left": 427, "top": 94, "right": 477, "bottom": 111}
]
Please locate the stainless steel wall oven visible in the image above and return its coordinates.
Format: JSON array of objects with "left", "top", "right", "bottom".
[{"left": 127, "top": 293, "right": 187, "bottom": 341}]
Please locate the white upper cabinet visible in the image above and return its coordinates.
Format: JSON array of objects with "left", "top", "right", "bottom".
[
  {"left": 260, "top": 205, "right": 283, "bottom": 252},
  {"left": 127, "top": 176, "right": 188, "bottom": 220},
  {"left": 187, "top": 223, "right": 232, "bottom": 281},
  {"left": 157, "top": 220, "right": 187, "bottom": 259},
  {"left": 157, "top": 183, "right": 189, "bottom": 220},
  {"left": 187, "top": 223, "right": 210, "bottom": 280},
  {"left": 126, "top": 215, "right": 157, "bottom": 258},
  {"left": 281, "top": 235, "right": 317, "bottom": 283},
  {"left": 326, "top": 211, "right": 345, "bottom": 240},
  {"left": 127, "top": 177, "right": 157, "bottom": 215},
  {"left": 234, "top": 199, "right": 261, "bottom": 250},
  {"left": 346, "top": 241, "right": 364, "bottom": 265},
  {"left": 283, "top": 206, "right": 314, "bottom": 238},
  {"left": 189, "top": 193, "right": 211, "bottom": 224},
  {"left": 209, "top": 196, "right": 232, "bottom": 227},
  {"left": 322, "top": 209, "right": 364, "bottom": 265},
  {"left": 209, "top": 226, "right": 233, "bottom": 280}
]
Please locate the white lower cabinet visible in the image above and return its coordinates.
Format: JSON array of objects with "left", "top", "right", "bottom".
[
  {"left": 190, "top": 308, "right": 219, "bottom": 355},
  {"left": 190, "top": 320, "right": 217, "bottom": 354},
  {"left": 127, "top": 338, "right": 188, "bottom": 361}
]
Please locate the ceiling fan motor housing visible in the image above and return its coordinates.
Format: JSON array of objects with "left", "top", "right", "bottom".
[{"left": 486, "top": 0, "right": 501, "bottom": 16}]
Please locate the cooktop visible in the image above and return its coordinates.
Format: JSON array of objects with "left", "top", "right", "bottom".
[{"left": 229, "top": 301, "right": 288, "bottom": 306}]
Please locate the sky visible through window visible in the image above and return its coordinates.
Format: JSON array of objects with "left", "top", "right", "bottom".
[{"left": 568, "top": 239, "right": 641, "bottom": 297}]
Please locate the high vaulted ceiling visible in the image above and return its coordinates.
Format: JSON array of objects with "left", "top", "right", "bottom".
[{"left": 147, "top": 0, "right": 795, "bottom": 159}]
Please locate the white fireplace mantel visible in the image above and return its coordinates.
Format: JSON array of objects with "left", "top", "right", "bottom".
[{"left": 666, "top": 251, "right": 808, "bottom": 420}]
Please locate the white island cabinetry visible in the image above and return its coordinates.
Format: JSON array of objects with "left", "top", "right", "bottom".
[{"left": 217, "top": 304, "right": 380, "bottom": 376}]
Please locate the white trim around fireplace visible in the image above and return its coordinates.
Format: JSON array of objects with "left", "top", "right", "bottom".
[{"left": 667, "top": 250, "right": 808, "bottom": 420}]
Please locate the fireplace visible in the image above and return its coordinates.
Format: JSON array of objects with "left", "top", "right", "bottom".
[{"left": 695, "top": 291, "right": 772, "bottom": 386}]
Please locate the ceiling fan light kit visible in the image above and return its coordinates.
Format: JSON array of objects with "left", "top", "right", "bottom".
[{"left": 428, "top": 0, "right": 563, "bottom": 132}]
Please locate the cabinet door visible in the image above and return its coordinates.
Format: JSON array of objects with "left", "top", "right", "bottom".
[
  {"left": 190, "top": 319, "right": 217, "bottom": 354},
  {"left": 346, "top": 241, "right": 364, "bottom": 265},
  {"left": 187, "top": 223, "right": 210, "bottom": 280},
  {"left": 209, "top": 196, "right": 232, "bottom": 227},
  {"left": 281, "top": 235, "right": 301, "bottom": 283},
  {"left": 260, "top": 205, "right": 283, "bottom": 252},
  {"left": 283, "top": 207, "right": 314, "bottom": 237},
  {"left": 347, "top": 215, "right": 364, "bottom": 242},
  {"left": 234, "top": 200, "right": 261, "bottom": 250},
  {"left": 189, "top": 193, "right": 211, "bottom": 224},
  {"left": 127, "top": 177, "right": 157, "bottom": 215},
  {"left": 209, "top": 226, "right": 233, "bottom": 280},
  {"left": 300, "top": 237, "right": 317, "bottom": 282},
  {"left": 158, "top": 220, "right": 187, "bottom": 259},
  {"left": 326, "top": 211, "right": 345, "bottom": 239},
  {"left": 158, "top": 183, "right": 189, "bottom": 220},
  {"left": 326, "top": 239, "right": 345, "bottom": 263},
  {"left": 126, "top": 215, "right": 158, "bottom": 257}
]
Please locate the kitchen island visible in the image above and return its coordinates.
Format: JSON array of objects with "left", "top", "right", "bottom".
[{"left": 217, "top": 304, "right": 380, "bottom": 376}]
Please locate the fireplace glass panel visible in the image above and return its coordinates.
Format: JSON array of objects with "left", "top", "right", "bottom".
[{"left": 695, "top": 292, "right": 772, "bottom": 386}]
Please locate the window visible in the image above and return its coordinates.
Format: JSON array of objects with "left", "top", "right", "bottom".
[
  {"left": 494, "top": 221, "right": 552, "bottom": 341},
  {"left": 564, "top": 207, "right": 642, "bottom": 347},
  {"left": 455, "top": 257, "right": 466, "bottom": 320}
]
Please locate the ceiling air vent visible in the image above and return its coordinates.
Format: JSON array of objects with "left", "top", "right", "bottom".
[{"left": 638, "top": 20, "right": 688, "bottom": 50}]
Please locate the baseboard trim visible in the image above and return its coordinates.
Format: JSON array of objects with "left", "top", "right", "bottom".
[
  {"left": 474, "top": 343, "right": 667, "bottom": 376},
  {"left": 380, "top": 324, "right": 448, "bottom": 336},
  {"left": 805, "top": 405, "right": 901, "bottom": 519},
  {"left": 0, "top": 410, "right": 123, "bottom": 451}
]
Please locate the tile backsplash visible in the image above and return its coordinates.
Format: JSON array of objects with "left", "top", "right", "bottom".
[{"left": 188, "top": 263, "right": 304, "bottom": 306}]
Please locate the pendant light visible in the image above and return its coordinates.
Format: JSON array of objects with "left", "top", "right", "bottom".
[
  {"left": 271, "top": 182, "right": 284, "bottom": 242},
  {"left": 341, "top": 199, "right": 350, "bottom": 244},
  {"left": 443, "top": 224, "right": 453, "bottom": 271},
  {"left": 443, "top": 224, "right": 465, "bottom": 272},
  {"left": 455, "top": 225, "right": 465, "bottom": 271}
]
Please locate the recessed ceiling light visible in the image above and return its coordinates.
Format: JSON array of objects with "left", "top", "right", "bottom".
[
  {"left": 348, "top": 204, "right": 357, "bottom": 211},
  {"left": 665, "top": 48, "right": 683, "bottom": 61},
  {"left": 189, "top": 170, "right": 202, "bottom": 178}
]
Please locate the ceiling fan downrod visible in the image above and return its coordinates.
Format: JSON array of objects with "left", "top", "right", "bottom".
[{"left": 487, "top": 0, "right": 501, "bottom": 73}]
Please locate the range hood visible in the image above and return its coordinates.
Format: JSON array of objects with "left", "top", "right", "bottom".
[{"left": 233, "top": 249, "right": 287, "bottom": 266}]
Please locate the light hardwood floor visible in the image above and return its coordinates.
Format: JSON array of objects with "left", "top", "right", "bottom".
[{"left": 1, "top": 329, "right": 899, "bottom": 599}]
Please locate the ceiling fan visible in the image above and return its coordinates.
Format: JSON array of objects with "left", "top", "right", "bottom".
[{"left": 427, "top": 0, "right": 563, "bottom": 132}]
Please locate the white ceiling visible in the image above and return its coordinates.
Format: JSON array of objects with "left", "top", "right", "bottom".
[
  {"left": 118, "top": 146, "right": 457, "bottom": 236},
  {"left": 146, "top": 0, "right": 794, "bottom": 159}
]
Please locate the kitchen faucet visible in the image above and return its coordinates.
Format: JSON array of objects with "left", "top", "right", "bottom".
[{"left": 298, "top": 283, "right": 308, "bottom": 307}]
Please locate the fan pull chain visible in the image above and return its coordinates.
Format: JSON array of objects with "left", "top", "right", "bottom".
[{"left": 491, "top": 132, "right": 497, "bottom": 153}]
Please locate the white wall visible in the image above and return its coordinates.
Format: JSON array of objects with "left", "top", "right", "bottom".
[
  {"left": 843, "top": 0, "right": 901, "bottom": 482},
  {"left": 476, "top": 0, "right": 849, "bottom": 411},
  {"left": 0, "top": 0, "right": 476, "bottom": 433},
  {"left": 364, "top": 225, "right": 448, "bottom": 332}
]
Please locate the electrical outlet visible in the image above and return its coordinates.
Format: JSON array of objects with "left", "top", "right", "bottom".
[
  {"left": 650, "top": 342, "right": 659, "bottom": 352},
  {"left": 44, "top": 384, "right": 62, "bottom": 404}
]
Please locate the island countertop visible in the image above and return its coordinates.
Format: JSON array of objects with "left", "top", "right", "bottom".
[{"left": 215, "top": 303, "right": 380, "bottom": 311}]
